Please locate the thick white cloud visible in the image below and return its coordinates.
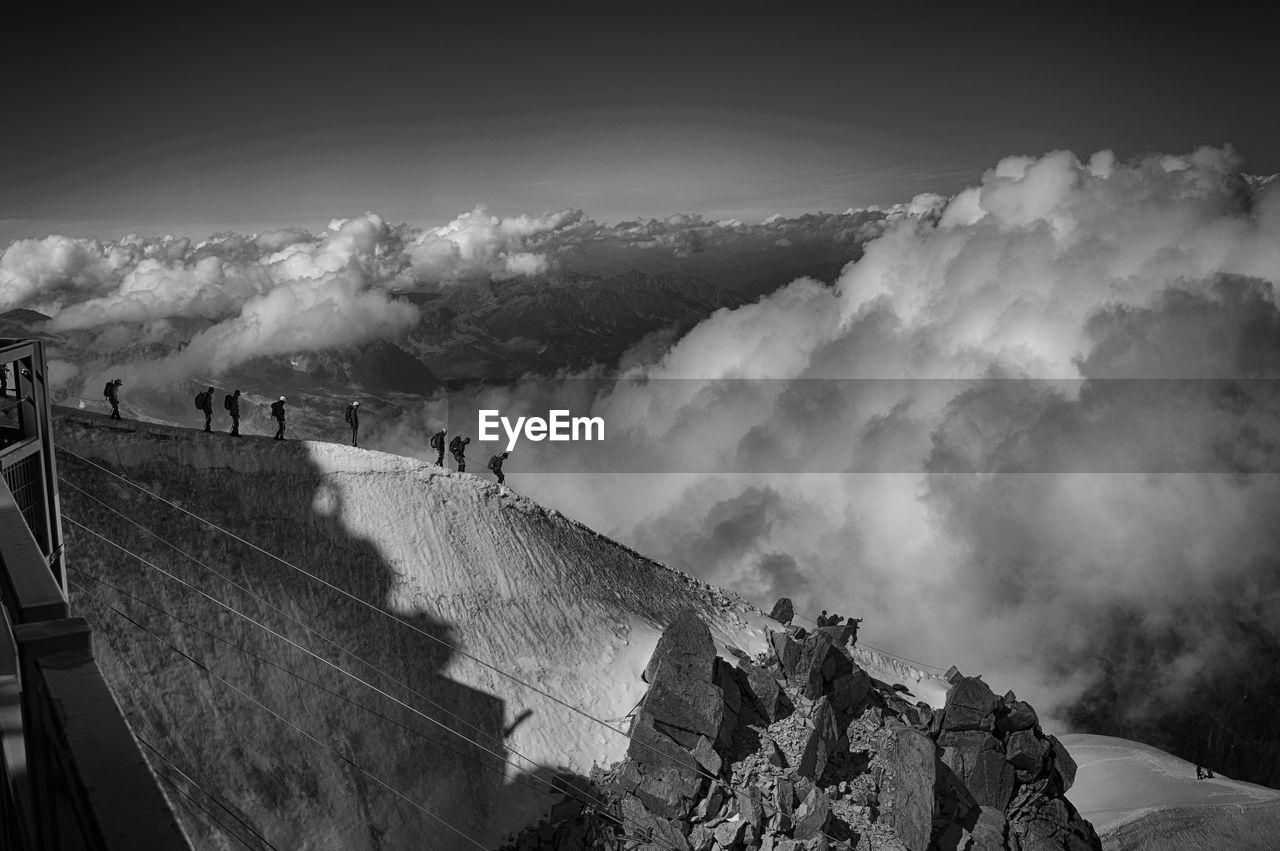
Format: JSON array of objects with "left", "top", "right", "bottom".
[
  {"left": 408, "top": 205, "right": 588, "bottom": 282},
  {"left": 495, "top": 147, "right": 1280, "bottom": 729},
  {"left": 0, "top": 213, "right": 427, "bottom": 389}
]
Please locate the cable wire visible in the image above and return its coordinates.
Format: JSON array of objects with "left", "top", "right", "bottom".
[
  {"left": 64, "top": 516, "right": 643, "bottom": 845},
  {"left": 68, "top": 575, "right": 486, "bottom": 851},
  {"left": 150, "top": 766, "right": 258, "bottom": 851},
  {"left": 68, "top": 559, "right": 607, "bottom": 817},
  {"left": 64, "top": 517, "right": 546, "bottom": 786},
  {"left": 60, "top": 479, "right": 544, "bottom": 768},
  {"left": 136, "top": 733, "right": 279, "bottom": 851}
]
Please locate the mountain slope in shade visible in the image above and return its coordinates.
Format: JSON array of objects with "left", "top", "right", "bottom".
[
  {"left": 54, "top": 408, "right": 945, "bottom": 849},
  {"left": 1062, "top": 733, "right": 1280, "bottom": 850}
]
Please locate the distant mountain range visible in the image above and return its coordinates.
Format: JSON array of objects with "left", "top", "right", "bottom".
[{"left": 404, "top": 269, "right": 751, "bottom": 385}]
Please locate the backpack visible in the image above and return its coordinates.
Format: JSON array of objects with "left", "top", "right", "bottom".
[
  {"left": 104, "top": 381, "right": 113, "bottom": 398},
  {"left": 487, "top": 455, "right": 500, "bottom": 472},
  {"left": 449, "top": 436, "right": 463, "bottom": 453},
  {"left": 429, "top": 432, "right": 444, "bottom": 450},
  {"left": 344, "top": 406, "right": 354, "bottom": 425},
  {"left": 194, "top": 392, "right": 205, "bottom": 410},
  {"left": 223, "top": 393, "right": 234, "bottom": 412},
  {"left": 271, "top": 400, "right": 284, "bottom": 419}
]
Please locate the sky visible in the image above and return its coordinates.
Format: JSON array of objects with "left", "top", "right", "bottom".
[{"left": 4, "top": 5, "right": 1278, "bottom": 243}]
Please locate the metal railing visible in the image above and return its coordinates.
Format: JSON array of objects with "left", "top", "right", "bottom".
[{"left": 1, "top": 339, "right": 191, "bottom": 850}]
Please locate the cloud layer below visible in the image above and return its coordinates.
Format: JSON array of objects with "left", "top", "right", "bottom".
[{"left": 479, "top": 147, "right": 1280, "bottom": 730}]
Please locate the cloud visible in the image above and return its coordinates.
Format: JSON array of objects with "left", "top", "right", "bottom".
[
  {"left": 408, "top": 205, "right": 591, "bottom": 283},
  {"left": 2, "top": 195, "right": 919, "bottom": 396},
  {"left": 486, "top": 147, "right": 1280, "bottom": 738},
  {"left": 0, "top": 214, "right": 419, "bottom": 389}
]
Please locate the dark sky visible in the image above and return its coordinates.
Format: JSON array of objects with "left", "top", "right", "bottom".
[{"left": 3, "top": 5, "right": 1276, "bottom": 240}]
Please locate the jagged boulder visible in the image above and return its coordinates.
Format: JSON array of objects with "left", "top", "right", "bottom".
[
  {"left": 771, "top": 630, "right": 801, "bottom": 675},
  {"left": 798, "top": 696, "right": 841, "bottom": 781},
  {"left": 1005, "top": 729, "right": 1049, "bottom": 782},
  {"left": 691, "top": 735, "right": 722, "bottom": 776},
  {"left": 815, "top": 625, "right": 848, "bottom": 650},
  {"left": 688, "top": 823, "right": 715, "bottom": 851},
  {"left": 645, "top": 609, "right": 716, "bottom": 685},
  {"left": 830, "top": 667, "right": 872, "bottom": 716},
  {"left": 1008, "top": 795, "right": 1100, "bottom": 851},
  {"left": 939, "top": 730, "right": 1015, "bottom": 810},
  {"left": 621, "top": 794, "right": 691, "bottom": 851},
  {"left": 792, "top": 630, "right": 834, "bottom": 699},
  {"left": 611, "top": 740, "right": 703, "bottom": 819},
  {"left": 742, "top": 661, "right": 795, "bottom": 723},
  {"left": 772, "top": 776, "right": 796, "bottom": 833},
  {"left": 883, "top": 728, "right": 935, "bottom": 851},
  {"left": 642, "top": 677, "right": 725, "bottom": 751},
  {"left": 793, "top": 785, "right": 833, "bottom": 841},
  {"left": 770, "top": 597, "right": 795, "bottom": 625},
  {"left": 623, "top": 612, "right": 725, "bottom": 818},
  {"left": 692, "top": 783, "right": 727, "bottom": 824},
  {"left": 714, "top": 658, "right": 743, "bottom": 750},
  {"left": 995, "top": 694, "right": 1039, "bottom": 734},
  {"left": 736, "top": 786, "right": 766, "bottom": 835},
  {"left": 713, "top": 814, "right": 748, "bottom": 847},
  {"left": 966, "top": 806, "right": 1008, "bottom": 851},
  {"left": 941, "top": 676, "right": 999, "bottom": 732},
  {"left": 1048, "top": 735, "right": 1077, "bottom": 793}
]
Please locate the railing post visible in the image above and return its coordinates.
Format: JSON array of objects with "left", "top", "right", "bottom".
[
  {"left": 15, "top": 617, "right": 92, "bottom": 850},
  {"left": 14, "top": 618, "right": 192, "bottom": 849},
  {"left": 0, "top": 604, "right": 36, "bottom": 849}
]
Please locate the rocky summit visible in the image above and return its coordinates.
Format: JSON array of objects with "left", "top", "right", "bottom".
[{"left": 500, "top": 608, "right": 1102, "bottom": 851}]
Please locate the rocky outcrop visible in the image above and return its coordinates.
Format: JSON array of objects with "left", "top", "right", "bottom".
[
  {"left": 884, "top": 729, "right": 935, "bottom": 851},
  {"left": 926, "top": 673, "right": 1100, "bottom": 851},
  {"left": 500, "top": 615, "right": 1102, "bottom": 851},
  {"left": 769, "top": 598, "right": 795, "bottom": 626}
]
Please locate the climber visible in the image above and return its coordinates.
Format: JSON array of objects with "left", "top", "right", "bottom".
[
  {"left": 817, "top": 610, "right": 830, "bottom": 627},
  {"left": 449, "top": 434, "right": 470, "bottom": 472},
  {"left": 345, "top": 401, "right": 360, "bottom": 446},
  {"left": 844, "top": 617, "right": 863, "bottom": 647},
  {"left": 224, "top": 389, "right": 242, "bottom": 437},
  {"left": 271, "top": 396, "right": 287, "bottom": 440},
  {"left": 105, "top": 378, "right": 123, "bottom": 420},
  {"left": 488, "top": 451, "right": 510, "bottom": 485},
  {"left": 196, "top": 386, "right": 215, "bottom": 432},
  {"left": 429, "top": 428, "right": 447, "bottom": 467}
]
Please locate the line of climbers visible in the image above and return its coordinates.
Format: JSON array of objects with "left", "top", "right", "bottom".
[
  {"left": 431, "top": 428, "right": 510, "bottom": 485},
  {"left": 103, "top": 381, "right": 513, "bottom": 487}
]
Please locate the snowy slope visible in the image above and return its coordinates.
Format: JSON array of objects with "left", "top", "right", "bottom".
[
  {"left": 53, "top": 408, "right": 942, "bottom": 850},
  {"left": 1063, "top": 733, "right": 1280, "bottom": 849}
]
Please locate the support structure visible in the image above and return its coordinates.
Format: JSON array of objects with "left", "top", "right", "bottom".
[{"left": 1, "top": 339, "right": 191, "bottom": 850}]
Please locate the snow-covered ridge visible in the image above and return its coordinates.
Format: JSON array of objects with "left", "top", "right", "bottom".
[{"left": 59, "top": 408, "right": 916, "bottom": 849}]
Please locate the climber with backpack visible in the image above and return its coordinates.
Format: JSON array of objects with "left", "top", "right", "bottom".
[
  {"left": 429, "top": 428, "right": 447, "bottom": 467},
  {"left": 449, "top": 434, "right": 470, "bottom": 472},
  {"left": 270, "top": 396, "right": 287, "bottom": 440},
  {"left": 105, "top": 378, "right": 123, "bottom": 420},
  {"left": 195, "top": 386, "right": 215, "bottom": 432},
  {"left": 344, "top": 401, "right": 360, "bottom": 447},
  {"left": 224, "top": 389, "right": 242, "bottom": 436},
  {"left": 487, "top": 451, "right": 510, "bottom": 486}
]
